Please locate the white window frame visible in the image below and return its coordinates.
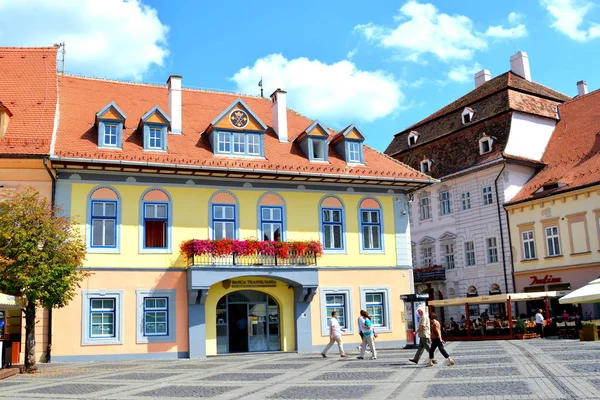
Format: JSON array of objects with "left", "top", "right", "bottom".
[
  {"left": 545, "top": 226, "right": 561, "bottom": 256},
  {"left": 464, "top": 241, "right": 476, "bottom": 266},
  {"left": 422, "top": 246, "right": 434, "bottom": 267},
  {"left": 348, "top": 141, "right": 361, "bottom": 163},
  {"left": 217, "top": 132, "right": 231, "bottom": 153},
  {"left": 320, "top": 287, "right": 353, "bottom": 336},
  {"left": 483, "top": 186, "right": 494, "bottom": 205},
  {"left": 444, "top": 243, "right": 455, "bottom": 269},
  {"left": 408, "top": 131, "right": 419, "bottom": 146},
  {"left": 462, "top": 108, "right": 474, "bottom": 124},
  {"left": 461, "top": 192, "right": 471, "bottom": 210},
  {"left": 440, "top": 191, "right": 451, "bottom": 215},
  {"left": 360, "top": 286, "right": 392, "bottom": 332},
  {"left": 486, "top": 237, "right": 499, "bottom": 263},
  {"left": 420, "top": 197, "right": 431, "bottom": 220},
  {"left": 136, "top": 289, "right": 176, "bottom": 344},
  {"left": 81, "top": 289, "right": 124, "bottom": 346},
  {"left": 103, "top": 124, "right": 118, "bottom": 147},
  {"left": 479, "top": 137, "right": 493, "bottom": 154},
  {"left": 232, "top": 132, "right": 245, "bottom": 154},
  {"left": 522, "top": 230, "right": 537, "bottom": 260},
  {"left": 148, "top": 127, "right": 163, "bottom": 150},
  {"left": 420, "top": 159, "right": 431, "bottom": 173},
  {"left": 247, "top": 134, "right": 261, "bottom": 155}
]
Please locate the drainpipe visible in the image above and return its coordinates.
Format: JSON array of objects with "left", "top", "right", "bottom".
[
  {"left": 43, "top": 157, "right": 56, "bottom": 363},
  {"left": 493, "top": 163, "right": 510, "bottom": 297}
]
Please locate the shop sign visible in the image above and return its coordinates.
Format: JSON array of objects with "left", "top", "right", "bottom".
[
  {"left": 223, "top": 279, "right": 277, "bottom": 289},
  {"left": 529, "top": 275, "right": 561, "bottom": 285}
]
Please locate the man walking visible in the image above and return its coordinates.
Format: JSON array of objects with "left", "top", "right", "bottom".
[
  {"left": 427, "top": 312, "right": 455, "bottom": 367},
  {"left": 409, "top": 307, "right": 433, "bottom": 364},
  {"left": 535, "top": 309, "right": 544, "bottom": 338},
  {"left": 321, "top": 311, "right": 348, "bottom": 358}
]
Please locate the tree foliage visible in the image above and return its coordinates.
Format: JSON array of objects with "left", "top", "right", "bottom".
[{"left": 0, "top": 187, "right": 88, "bottom": 370}]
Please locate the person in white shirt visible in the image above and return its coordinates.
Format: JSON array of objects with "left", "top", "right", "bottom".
[
  {"left": 321, "top": 311, "right": 348, "bottom": 358},
  {"left": 535, "top": 309, "right": 544, "bottom": 338}
]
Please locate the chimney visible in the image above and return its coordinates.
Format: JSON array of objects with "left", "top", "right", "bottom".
[
  {"left": 577, "top": 80, "right": 588, "bottom": 96},
  {"left": 167, "top": 75, "right": 182, "bottom": 134},
  {"left": 509, "top": 51, "right": 531, "bottom": 81},
  {"left": 270, "top": 89, "right": 288, "bottom": 142},
  {"left": 474, "top": 69, "right": 491, "bottom": 88}
]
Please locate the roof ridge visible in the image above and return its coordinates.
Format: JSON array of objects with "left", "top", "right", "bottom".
[
  {"left": 506, "top": 71, "right": 570, "bottom": 100},
  {"left": 60, "top": 73, "right": 271, "bottom": 100},
  {"left": 561, "top": 85, "right": 600, "bottom": 105},
  {"left": 0, "top": 46, "right": 58, "bottom": 51}
]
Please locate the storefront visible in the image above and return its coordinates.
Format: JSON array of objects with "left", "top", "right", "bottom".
[
  {"left": 0, "top": 293, "right": 24, "bottom": 369},
  {"left": 187, "top": 267, "right": 318, "bottom": 358},
  {"left": 514, "top": 264, "right": 600, "bottom": 319}
]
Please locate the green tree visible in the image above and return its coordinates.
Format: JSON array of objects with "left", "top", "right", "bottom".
[{"left": 0, "top": 187, "right": 88, "bottom": 371}]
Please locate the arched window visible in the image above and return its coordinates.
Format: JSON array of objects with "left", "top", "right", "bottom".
[
  {"left": 210, "top": 191, "right": 239, "bottom": 239},
  {"left": 257, "top": 193, "right": 286, "bottom": 241},
  {"left": 358, "top": 197, "right": 383, "bottom": 252},
  {"left": 140, "top": 188, "right": 172, "bottom": 252},
  {"left": 88, "top": 186, "right": 120, "bottom": 252},
  {"left": 319, "top": 196, "right": 345, "bottom": 251}
]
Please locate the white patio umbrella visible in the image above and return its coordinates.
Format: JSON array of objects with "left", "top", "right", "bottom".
[{"left": 559, "top": 278, "right": 600, "bottom": 304}]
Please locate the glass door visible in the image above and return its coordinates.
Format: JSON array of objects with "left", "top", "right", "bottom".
[{"left": 248, "top": 303, "right": 268, "bottom": 352}]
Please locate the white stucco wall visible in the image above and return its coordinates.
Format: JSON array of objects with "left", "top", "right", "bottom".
[
  {"left": 504, "top": 112, "right": 556, "bottom": 161},
  {"left": 503, "top": 164, "right": 537, "bottom": 202}
]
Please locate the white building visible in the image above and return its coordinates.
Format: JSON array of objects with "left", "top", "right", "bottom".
[{"left": 384, "top": 52, "right": 571, "bottom": 323}]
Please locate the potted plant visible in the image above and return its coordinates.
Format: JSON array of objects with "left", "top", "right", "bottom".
[
  {"left": 580, "top": 321, "right": 598, "bottom": 341},
  {"left": 515, "top": 317, "right": 526, "bottom": 339}
]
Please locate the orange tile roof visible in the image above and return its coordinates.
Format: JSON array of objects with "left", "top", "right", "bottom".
[
  {"left": 509, "top": 88, "right": 600, "bottom": 203},
  {"left": 0, "top": 47, "right": 58, "bottom": 155},
  {"left": 53, "top": 74, "right": 433, "bottom": 183}
]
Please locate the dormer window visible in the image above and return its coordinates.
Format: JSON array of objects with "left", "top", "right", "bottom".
[
  {"left": 141, "top": 106, "right": 170, "bottom": 152},
  {"left": 408, "top": 131, "right": 419, "bottom": 146},
  {"left": 206, "top": 99, "right": 268, "bottom": 158},
  {"left": 0, "top": 103, "right": 12, "bottom": 139},
  {"left": 297, "top": 120, "right": 331, "bottom": 162},
  {"left": 462, "top": 107, "right": 474, "bottom": 124},
  {"left": 535, "top": 182, "right": 567, "bottom": 193},
  {"left": 331, "top": 124, "right": 365, "bottom": 164},
  {"left": 96, "top": 101, "right": 127, "bottom": 150},
  {"left": 420, "top": 159, "right": 432, "bottom": 173},
  {"left": 310, "top": 138, "right": 326, "bottom": 161},
  {"left": 479, "top": 135, "right": 494, "bottom": 154}
]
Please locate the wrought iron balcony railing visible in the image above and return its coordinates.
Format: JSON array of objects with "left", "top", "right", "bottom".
[
  {"left": 187, "top": 252, "right": 318, "bottom": 267},
  {"left": 414, "top": 268, "right": 446, "bottom": 282}
]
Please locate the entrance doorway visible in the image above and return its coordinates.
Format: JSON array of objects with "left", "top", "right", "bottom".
[{"left": 216, "top": 290, "right": 281, "bottom": 354}]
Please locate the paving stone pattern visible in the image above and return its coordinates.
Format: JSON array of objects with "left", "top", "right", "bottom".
[{"left": 1, "top": 339, "right": 600, "bottom": 399}]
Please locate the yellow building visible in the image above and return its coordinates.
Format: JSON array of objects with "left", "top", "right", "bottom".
[
  {"left": 506, "top": 86, "right": 600, "bottom": 320},
  {"left": 46, "top": 73, "right": 435, "bottom": 360}
]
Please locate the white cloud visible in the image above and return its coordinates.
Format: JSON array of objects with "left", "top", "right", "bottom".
[
  {"left": 0, "top": 0, "right": 169, "bottom": 80},
  {"left": 347, "top": 48, "right": 358, "bottom": 59},
  {"left": 447, "top": 63, "right": 482, "bottom": 83},
  {"left": 354, "top": 1, "right": 488, "bottom": 62},
  {"left": 508, "top": 12, "right": 523, "bottom": 24},
  {"left": 231, "top": 54, "right": 403, "bottom": 124},
  {"left": 486, "top": 24, "right": 528, "bottom": 38},
  {"left": 540, "top": 0, "right": 600, "bottom": 41}
]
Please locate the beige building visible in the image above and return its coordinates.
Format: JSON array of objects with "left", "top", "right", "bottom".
[{"left": 505, "top": 82, "right": 600, "bottom": 320}]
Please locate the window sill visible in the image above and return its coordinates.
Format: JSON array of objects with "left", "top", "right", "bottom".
[
  {"left": 87, "top": 247, "right": 120, "bottom": 254},
  {"left": 82, "top": 339, "right": 123, "bottom": 346},
  {"left": 570, "top": 251, "right": 592, "bottom": 256},
  {"left": 323, "top": 249, "right": 347, "bottom": 255},
  {"left": 360, "top": 249, "right": 385, "bottom": 255},
  {"left": 521, "top": 258, "right": 538, "bottom": 263},
  {"left": 544, "top": 255, "right": 564, "bottom": 259},
  {"left": 139, "top": 248, "right": 172, "bottom": 254},
  {"left": 97, "top": 146, "right": 122, "bottom": 150}
]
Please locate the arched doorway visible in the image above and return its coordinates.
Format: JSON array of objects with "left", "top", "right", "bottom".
[{"left": 216, "top": 290, "right": 281, "bottom": 354}]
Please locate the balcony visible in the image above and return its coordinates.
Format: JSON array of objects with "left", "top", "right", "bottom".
[
  {"left": 187, "top": 252, "right": 318, "bottom": 267},
  {"left": 181, "top": 239, "right": 321, "bottom": 268},
  {"left": 414, "top": 266, "right": 446, "bottom": 282}
]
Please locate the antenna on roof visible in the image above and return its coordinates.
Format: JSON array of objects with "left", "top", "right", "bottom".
[
  {"left": 258, "top": 76, "right": 263, "bottom": 97},
  {"left": 54, "top": 42, "right": 66, "bottom": 74}
]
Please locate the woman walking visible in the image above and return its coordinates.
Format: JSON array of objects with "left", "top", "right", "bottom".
[
  {"left": 427, "top": 312, "right": 454, "bottom": 367},
  {"left": 357, "top": 311, "right": 377, "bottom": 360}
]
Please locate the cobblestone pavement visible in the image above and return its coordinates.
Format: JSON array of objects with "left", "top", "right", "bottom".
[{"left": 1, "top": 339, "right": 599, "bottom": 399}]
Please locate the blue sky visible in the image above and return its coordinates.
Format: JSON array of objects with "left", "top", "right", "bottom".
[{"left": 1, "top": 0, "right": 599, "bottom": 151}]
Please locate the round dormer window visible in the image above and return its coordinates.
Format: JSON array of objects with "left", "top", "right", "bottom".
[{"left": 229, "top": 109, "right": 249, "bottom": 128}]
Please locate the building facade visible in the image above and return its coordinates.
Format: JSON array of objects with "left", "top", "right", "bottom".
[
  {"left": 0, "top": 47, "right": 59, "bottom": 363},
  {"left": 384, "top": 52, "right": 571, "bottom": 322},
  {"left": 45, "top": 73, "right": 435, "bottom": 361},
  {"left": 506, "top": 84, "right": 600, "bottom": 319}
]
